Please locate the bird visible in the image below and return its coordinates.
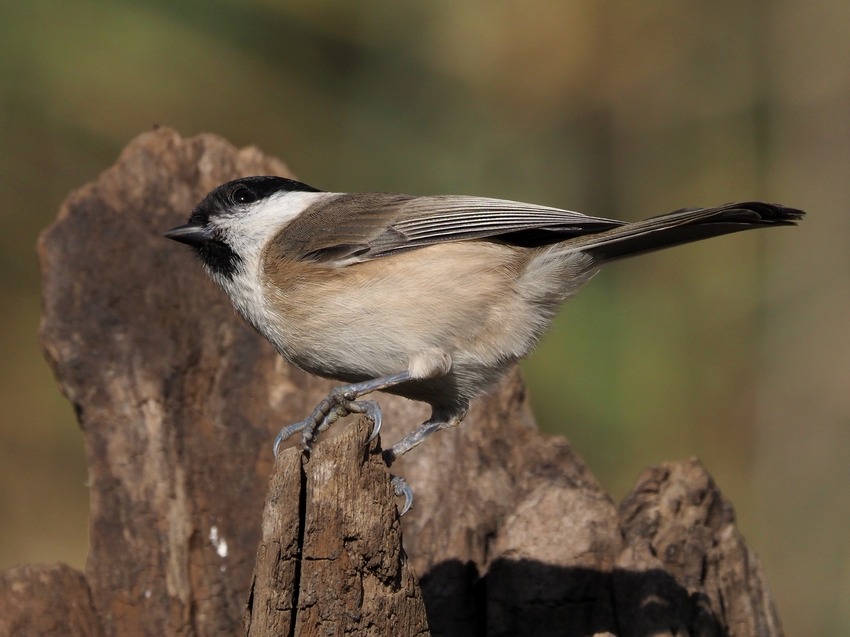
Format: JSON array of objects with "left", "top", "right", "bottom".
[{"left": 166, "top": 176, "right": 803, "bottom": 512}]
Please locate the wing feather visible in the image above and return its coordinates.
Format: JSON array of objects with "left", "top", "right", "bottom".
[{"left": 274, "top": 193, "right": 623, "bottom": 264}]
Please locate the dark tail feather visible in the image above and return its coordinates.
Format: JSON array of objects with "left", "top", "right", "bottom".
[{"left": 572, "top": 201, "right": 805, "bottom": 263}]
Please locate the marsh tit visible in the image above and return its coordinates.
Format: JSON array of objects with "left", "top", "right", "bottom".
[{"left": 166, "top": 176, "right": 803, "bottom": 506}]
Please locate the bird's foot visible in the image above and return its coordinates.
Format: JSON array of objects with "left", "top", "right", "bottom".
[
  {"left": 390, "top": 475, "right": 414, "bottom": 516},
  {"left": 273, "top": 389, "right": 383, "bottom": 457}
]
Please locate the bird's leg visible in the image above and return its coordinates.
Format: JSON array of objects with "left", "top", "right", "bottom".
[
  {"left": 274, "top": 350, "right": 454, "bottom": 515},
  {"left": 273, "top": 371, "right": 413, "bottom": 456},
  {"left": 273, "top": 371, "right": 421, "bottom": 516},
  {"left": 385, "top": 409, "right": 466, "bottom": 513},
  {"left": 275, "top": 349, "right": 453, "bottom": 456},
  {"left": 382, "top": 405, "right": 468, "bottom": 467}
]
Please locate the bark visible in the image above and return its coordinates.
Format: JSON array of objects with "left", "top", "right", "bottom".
[
  {"left": 0, "top": 564, "right": 102, "bottom": 637},
  {"left": 0, "top": 127, "right": 783, "bottom": 636},
  {"left": 244, "top": 419, "right": 427, "bottom": 637}
]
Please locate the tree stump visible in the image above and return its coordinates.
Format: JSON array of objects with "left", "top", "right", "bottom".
[{"left": 0, "top": 127, "right": 783, "bottom": 636}]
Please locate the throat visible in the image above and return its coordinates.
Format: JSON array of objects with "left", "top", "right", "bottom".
[{"left": 214, "top": 266, "right": 280, "bottom": 339}]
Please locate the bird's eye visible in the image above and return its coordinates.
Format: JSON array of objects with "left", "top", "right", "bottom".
[{"left": 231, "top": 186, "right": 257, "bottom": 205}]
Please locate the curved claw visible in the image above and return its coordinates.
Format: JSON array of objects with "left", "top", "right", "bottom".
[
  {"left": 273, "top": 398, "right": 384, "bottom": 457},
  {"left": 272, "top": 371, "right": 413, "bottom": 457},
  {"left": 367, "top": 418, "right": 382, "bottom": 442},
  {"left": 390, "top": 475, "right": 414, "bottom": 516},
  {"left": 273, "top": 417, "right": 312, "bottom": 457},
  {"left": 355, "top": 400, "right": 383, "bottom": 442}
]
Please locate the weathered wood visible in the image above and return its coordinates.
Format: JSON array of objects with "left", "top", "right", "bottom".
[
  {"left": 0, "top": 127, "right": 785, "bottom": 637},
  {"left": 615, "top": 460, "right": 784, "bottom": 637},
  {"left": 0, "top": 564, "right": 102, "bottom": 637},
  {"left": 244, "top": 419, "right": 428, "bottom": 636},
  {"left": 37, "top": 127, "right": 304, "bottom": 637}
]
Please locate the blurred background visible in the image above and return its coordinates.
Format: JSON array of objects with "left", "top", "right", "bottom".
[{"left": 1, "top": 1, "right": 847, "bottom": 634}]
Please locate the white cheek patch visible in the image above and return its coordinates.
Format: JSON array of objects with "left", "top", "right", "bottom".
[
  {"left": 207, "top": 190, "right": 339, "bottom": 339},
  {"left": 218, "top": 191, "right": 336, "bottom": 264}
]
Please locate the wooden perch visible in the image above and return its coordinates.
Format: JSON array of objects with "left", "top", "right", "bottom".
[
  {"left": 0, "top": 127, "right": 784, "bottom": 636},
  {"left": 245, "top": 419, "right": 427, "bottom": 636}
]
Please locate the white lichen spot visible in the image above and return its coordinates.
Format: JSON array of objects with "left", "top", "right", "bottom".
[
  {"left": 144, "top": 589, "right": 152, "bottom": 599},
  {"left": 209, "top": 525, "right": 228, "bottom": 558}
]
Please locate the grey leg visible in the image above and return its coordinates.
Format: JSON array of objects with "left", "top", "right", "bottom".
[
  {"left": 273, "top": 369, "right": 459, "bottom": 516},
  {"left": 383, "top": 406, "right": 468, "bottom": 466},
  {"left": 273, "top": 371, "right": 413, "bottom": 456}
]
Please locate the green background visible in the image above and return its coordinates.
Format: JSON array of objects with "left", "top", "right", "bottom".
[{"left": 1, "top": 2, "right": 847, "bottom": 635}]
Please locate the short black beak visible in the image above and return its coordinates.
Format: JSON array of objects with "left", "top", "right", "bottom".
[{"left": 164, "top": 223, "right": 212, "bottom": 247}]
